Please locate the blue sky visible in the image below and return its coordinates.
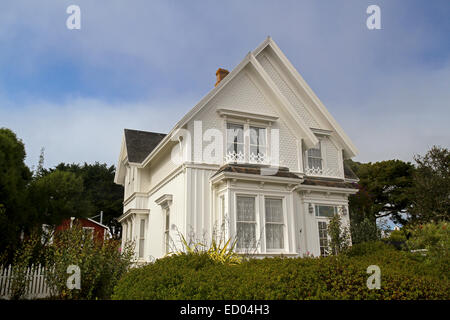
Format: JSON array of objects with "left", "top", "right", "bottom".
[{"left": 0, "top": 0, "right": 449, "bottom": 169}]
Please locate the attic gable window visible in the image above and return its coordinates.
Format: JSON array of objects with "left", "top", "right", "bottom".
[
  {"left": 249, "top": 126, "right": 267, "bottom": 163},
  {"left": 306, "top": 141, "right": 322, "bottom": 170}
]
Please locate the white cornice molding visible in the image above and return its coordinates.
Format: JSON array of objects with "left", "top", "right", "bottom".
[
  {"left": 155, "top": 194, "right": 173, "bottom": 209},
  {"left": 123, "top": 192, "right": 148, "bottom": 207},
  {"left": 210, "top": 171, "right": 303, "bottom": 186},
  {"left": 217, "top": 108, "right": 279, "bottom": 123},
  {"left": 117, "top": 208, "right": 149, "bottom": 223},
  {"left": 296, "top": 184, "right": 358, "bottom": 195},
  {"left": 311, "top": 128, "right": 333, "bottom": 136}
]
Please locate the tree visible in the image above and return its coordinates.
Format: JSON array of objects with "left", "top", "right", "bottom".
[
  {"left": 0, "top": 128, "right": 32, "bottom": 258},
  {"left": 347, "top": 159, "right": 415, "bottom": 225},
  {"left": 410, "top": 146, "right": 450, "bottom": 223},
  {"left": 28, "top": 170, "right": 90, "bottom": 226},
  {"left": 327, "top": 213, "right": 351, "bottom": 255},
  {"left": 45, "top": 162, "right": 124, "bottom": 236}
]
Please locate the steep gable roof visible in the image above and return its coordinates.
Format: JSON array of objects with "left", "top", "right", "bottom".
[
  {"left": 124, "top": 129, "right": 166, "bottom": 163},
  {"left": 134, "top": 37, "right": 356, "bottom": 168},
  {"left": 140, "top": 43, "right": 328, "bottom": 167},
  {"left": 253, "top": 37, "right": 358, "bottom": 158}
]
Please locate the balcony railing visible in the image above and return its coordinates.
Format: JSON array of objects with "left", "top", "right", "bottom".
[
  {"left": 225, "top": 151, "right": 269, "bottom": 164},
  {"left": 304, "top": 166, "right": 342, "bottom": 178}
]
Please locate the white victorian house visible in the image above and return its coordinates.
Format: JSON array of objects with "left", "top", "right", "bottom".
[{"left": 114, "top": 37, "right": 359, "bottom": 262}]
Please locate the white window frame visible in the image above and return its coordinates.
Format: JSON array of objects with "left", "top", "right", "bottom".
[
  {"left": 138, "top": 218, "right": 146, "bottom": 259},
  {"left": 263, "top": 196, "right": 287, "bottom": 252},
  {"left": 233, "top": 193, "right": 288, "bottom": 254},
  {"left": 226, "top": 122, "right": 245, "bottom": 162},
  {"left": 314, "top": 204, "right": 339, "bottom": 257},
  {"left": 306, "top": 140, "right": 323, "bottom": 170},
  {"left": 235, "top": 194, "right": 259, "bottom": 252},
  {"left": 315, "top": 204, "right": 339, "bottom": 218},
  {"left": 164, "top": 208, "right": 170, "bottom": 254},
  {"left": 249, "top": 126, "right": 267, "bottom": 164},
  {"left": 317, "top": 220, "right": 330, "bottom": 257},
  {"left": 225, "top": 121, "right": 269, "bottom": 164}
]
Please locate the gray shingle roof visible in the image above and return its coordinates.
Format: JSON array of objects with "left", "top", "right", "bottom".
[
  {"left": 213, "top": 163, "right": 302, "bottom": 179},
  {"left": 124, "top": 129, "right": 166, "bottom": 163}
]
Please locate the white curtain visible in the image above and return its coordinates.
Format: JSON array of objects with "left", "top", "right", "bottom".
[
  {"left": 265, "top": 198, "right": 284, "bottom": 249},
  {"left": 236, "top": 197, "right": 256, "bottom": 249}
]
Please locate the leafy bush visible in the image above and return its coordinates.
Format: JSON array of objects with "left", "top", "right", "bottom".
[
  {"left": 405, "top": 221, "right": 449, "bottom": 278},
  {"left": 45, "top": 223, "right": 135, "bottom": 299},
  {"left": 113, "top": 244, "right": 449, "bottom": 300},
  {"left": 386, "top": 229, "right": 407, "bottom": 242},
  {"left": 350, "top": 217, "right": 380, "bottom": 244},
  {"left": 171, "top": 233, "right": 242, "bottom": 265}
]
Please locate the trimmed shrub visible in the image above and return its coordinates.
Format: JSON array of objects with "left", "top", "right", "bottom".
[{"left": 113, "top": 246, "right": 449, "bottom": 300}]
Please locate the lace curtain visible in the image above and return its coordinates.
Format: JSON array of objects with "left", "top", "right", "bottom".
[
  {"left": 236, "top": 196, "right": 256, "bottom": 249},
  {"left": 265, "top": 198, "right": 284, "bottom": 249}
]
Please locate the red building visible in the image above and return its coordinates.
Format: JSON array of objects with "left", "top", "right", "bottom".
[{"left": 56, "top": 217, "right": 111, "bottom": 243}]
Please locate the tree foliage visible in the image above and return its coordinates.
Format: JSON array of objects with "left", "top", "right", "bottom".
[
  {"left": 28, "top": 170, "right": 89, "bottom": 226},
  {"left": 347, "top": 159, "right": 415, "bottom": 225},
  {"left": 0, "top": 128, "right": 32, "bottom": 258},
  {"left": 48, "top": 162, "right": 124, "bottom": 235},
  {"left": 410, "top": 146, "right": 450, "bottom": 223},
  {"left": 0, "top": 128, "right": 124, "bottom": 263}
]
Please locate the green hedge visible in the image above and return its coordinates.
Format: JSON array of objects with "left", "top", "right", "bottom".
[{"left": 112, "top": 242, "right": 449, "bottom": 300}]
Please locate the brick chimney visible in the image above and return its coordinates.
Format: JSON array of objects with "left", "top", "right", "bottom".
[{"left": 215, "top": 68, "right": 229, "bottom": 87}]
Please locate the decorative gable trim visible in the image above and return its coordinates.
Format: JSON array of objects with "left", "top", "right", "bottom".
[
  {"left": 140, "top": 47, "right": 321, "bottom": 167},
  {"left": 114, "top": 134, "right": 129, "bottom": 185},
  {"left": 248, "top": 54, "right": 319, "bottom": 149},
  {"left": 253, "top": 37, "right": 358, "bottom": 158}
]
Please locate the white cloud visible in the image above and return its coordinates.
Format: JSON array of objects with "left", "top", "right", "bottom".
[{"left": 0, "top": 95, "right": 196, "bottom": 169}]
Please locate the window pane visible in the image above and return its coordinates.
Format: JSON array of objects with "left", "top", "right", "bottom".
[
  {"left": 140, "top": 219, "right": 145, "bottom": 237},
  {"left": 315, "top": 205, "right": 336, "bottom": 217},
  {"left": 308, "top": 157, "right": 322, "bottom": 169},
  {"left": 227, "top": 124, "right": 243, "bottom": 144},
  {"left": 236, "top": 222, "right": 256, "bottom": 249},
  {"left": 249, "top": 127, "right": 266, "bottom": 145},
  {"left": 318, "top": 221, "right": 329, "bottom": 257},
  {"left": 307, "top": 141, "right": 322, "bottom": 169},
  {"left": 165, "top": 210, "right": 170, "bottom": 231},
  {"left": 265, "top": 198, "right": 283, "bottom": 223},
  {"left": 227, "top": 142, "right": 244, "bottom": 155},
  {"left": 266, "top": 224, "right": 284, "bottom": 249},
  {"left": 237, "top": 196, "right": 255, "bottom": 222}
]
